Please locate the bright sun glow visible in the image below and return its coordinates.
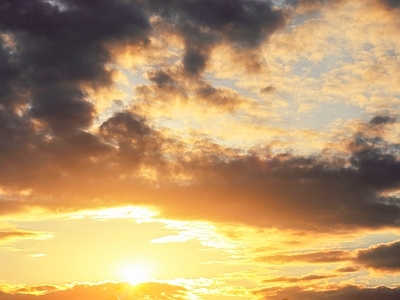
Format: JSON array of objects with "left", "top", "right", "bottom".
[{"left": 120, "top": 264, "right": 150, "bottom": 285}]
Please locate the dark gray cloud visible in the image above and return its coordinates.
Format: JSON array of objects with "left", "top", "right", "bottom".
[
  {"left": 2, "top": 109, "right": 400, "bottom": 233},
  {"left": 30, "top": 86, "right": 95, "bottom": 133},
  {"left": 143, "top": 0, "right": 286, "bottom": 75},
  {"left": 256, "top": 238, "right": 400, "bottom": 272},
  {"left": 147, "top": 69, "right": 177, "bottom": 88},
  {"left": 142, "top": 67, "right": 247, "bottom": 111},
  {"left": 369, "top": 115, "right": 397, "bottom": 125},
  {"left": 0, "top": 0, "right": 150, "bottom": 138},
  {"left": 150, "top": 125, "right": 400, "bottom": 230},
  {"left": 183, "top": 48, "right": 208, "bottom": 75},
  {"left": 2, "top": 117, "right": 400, "bottom": 232},
  {"left": 356, "top": 240, "right": 400, "bottom": 271},
  {"left": 381, "top": 0, "right": 400, "bottom": 8}
]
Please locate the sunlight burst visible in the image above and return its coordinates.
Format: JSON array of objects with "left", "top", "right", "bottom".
[{"left": 120, "top": 264, "right": 150, "bottom": 285}]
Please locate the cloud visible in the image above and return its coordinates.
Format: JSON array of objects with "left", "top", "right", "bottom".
[
  {"left": 263, "top": 274, "right": 336, "bottom": 283},
  {"left": 336, "top": 266, "right": 360, "bottom": 273},
  {"left": 28, "top": 253, "right": 47, "bottom": 258},
  {"left": 30, "top": 86, "right": 95, "bottom": 133},
  {"left": 256, "top": 285, "right": 400, "bottom": 300},
  {"left": 0, "top": 229, "right": 36, "bottom": 240},
  {"left": 147, "top": 120, "right": 400, "bottom": 230},
  {"left": 2, "top": 0, "right": 400, "bottom": 296},
  {"left": 137, "top": 65, "right": 256, "bottom": 113},
  {"left": 369, "top": 115, "right": 397, "bottom": 125},
  {"left": 0, "top": 282, "right": 188, "bottom": 300},
  {"left": 255, "top": 239, "right": 400, "bottom": 273},
  {"left": 286, "top": 0, "right": 389, "bottom": 10},
  {"left": 356, "top": 240, "right": 400, "bottom": 271},
  {"left": 381, "top": 0, "right": 400, "bottom": 8},
  {"left": 256, "top": 250, "right": 353, "bottom": 264},
  {"left": 142, "top": 0, "right": 287, "bottom": 75},
  {"left": 0, "top": 0, "right": 151, "bottom": 142},
  {"left": 260, "top": 85, "right": 276, "bottom": 94},
  {"left": 0, "top": 229, "right": 52, "bottom": 243}
]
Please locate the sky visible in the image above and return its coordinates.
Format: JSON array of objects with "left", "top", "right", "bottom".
[{"left": 1, "top": 0, "right": 400, "bottom": 299}]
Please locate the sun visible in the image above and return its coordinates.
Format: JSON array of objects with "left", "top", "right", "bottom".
[{"left": 120, "top": 263, "right": 150, "bottom": 285}]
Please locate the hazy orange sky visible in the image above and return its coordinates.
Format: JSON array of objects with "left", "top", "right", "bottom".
[{"left": 1, "top": 0, "right": 400, "bottom": 299}]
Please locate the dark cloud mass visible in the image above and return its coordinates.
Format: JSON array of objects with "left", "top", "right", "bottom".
[
  {"left": 30, "top": 86, "right": 95, "bottom": 132},
  {"left": 260, "top": 85, "right": 276, "bottom": 93},
  {"left": 152, "top": 125, "right": 400, "bottom": 230},
  {"left": 356, "top": 240, "right": 400, "bottom": 271},
  {"left": 381, "top": 0, "right": 400, "bottom": 8},
  {"left": 369, "top": 115, "right": 397, "bottom": 125},
  {"left": 0, "top": 229, "right": 38, "bottom": 241},
  {"left": 145, "top": 0, "right": 286, "bottom": 46},
  {"left": 286, "top": 0, "right": 400, "bottom": 11}
]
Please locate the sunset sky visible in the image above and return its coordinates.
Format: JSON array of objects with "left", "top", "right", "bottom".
[{"left": 2, "top": 0, "right": 400, "bottom": 299}]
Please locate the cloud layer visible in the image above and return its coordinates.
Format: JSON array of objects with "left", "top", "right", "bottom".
[
  {"left": 0, "top": 0, "right": 399, "bottom": 232},
  {"left": 0, "top": 282, "right": 188, "bottom": 300}
]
